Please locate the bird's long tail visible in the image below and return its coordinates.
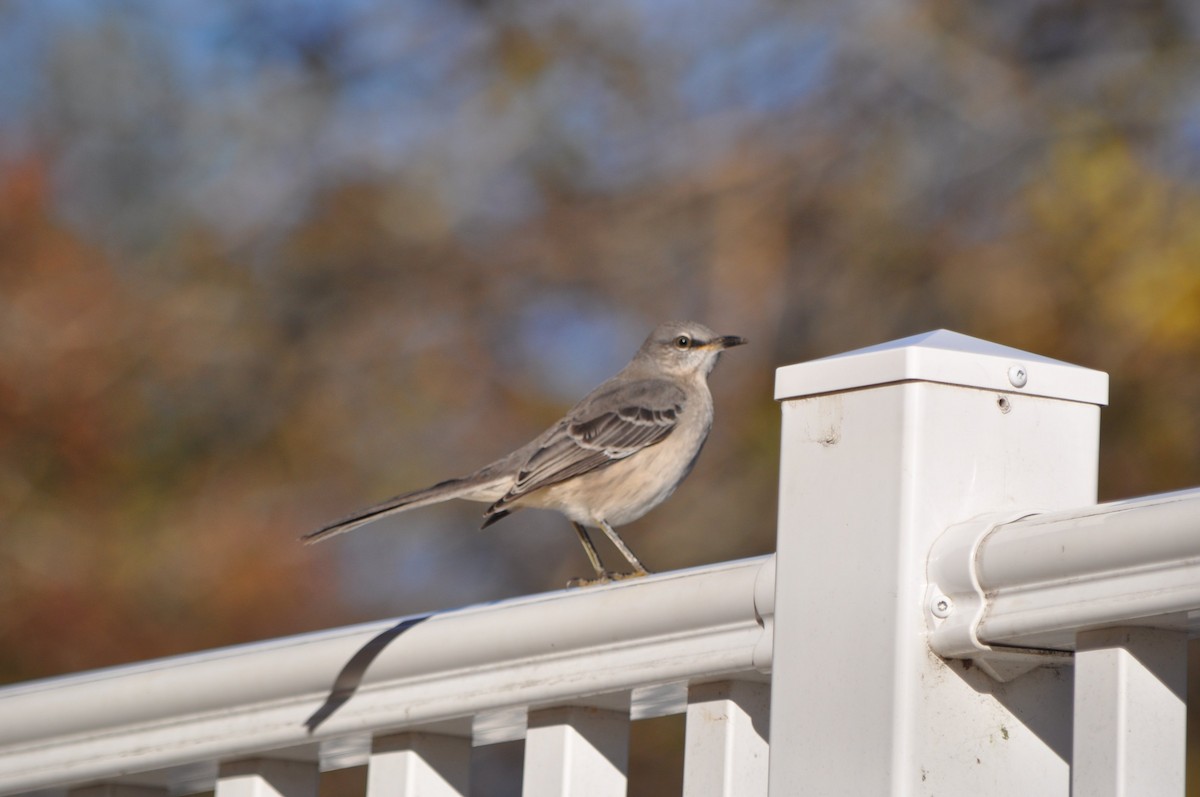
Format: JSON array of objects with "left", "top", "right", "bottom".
[{"left": 302, "top": 474, "right": 505, "bottom": 544}]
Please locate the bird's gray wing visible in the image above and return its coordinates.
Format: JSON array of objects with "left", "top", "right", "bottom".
[{"left": 483, "top": 379, "right": 686, "bottom": 518}]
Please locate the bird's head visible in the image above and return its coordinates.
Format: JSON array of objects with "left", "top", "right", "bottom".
[{"left": 635, "top": 321, "right": 747, "bottom": 378}]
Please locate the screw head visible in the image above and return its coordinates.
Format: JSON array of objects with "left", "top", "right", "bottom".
[
  {"left": 1007, "top": 364, "right": 1028, "bottom": 388},
  {"left": 931, "top": 594, "right": 953, "bottom": 619}
]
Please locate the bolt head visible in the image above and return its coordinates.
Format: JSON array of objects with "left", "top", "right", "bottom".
[
  {"left": 1007, "top": 364, "right": 1028, "bottom": 388},
  {"left": 931, "top": 594, "right": 953, "bottom": 619}
]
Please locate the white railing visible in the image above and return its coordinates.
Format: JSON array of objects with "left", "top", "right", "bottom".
[
  {"left": 2, "top": 329, "right": 1199, "bottom": 796},
  {"left": 0, "top": 557, "right": 773, "bottom": 797}
]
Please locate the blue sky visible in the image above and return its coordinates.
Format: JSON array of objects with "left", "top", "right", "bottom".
[{"left": 0, "top": 0, "right": 836, "bottom": 243}]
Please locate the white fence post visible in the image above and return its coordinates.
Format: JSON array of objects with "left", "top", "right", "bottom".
[
  {"left": 1072, "top": 627, "right": 1187, "bottom": 796},
  {"left": 768, "top": 331, "right": 1108, "bottom": 795}
]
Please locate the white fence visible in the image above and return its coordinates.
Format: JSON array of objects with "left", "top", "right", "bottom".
[{"left": 2, "top": 330, "right": 1198, "bottom": 796}]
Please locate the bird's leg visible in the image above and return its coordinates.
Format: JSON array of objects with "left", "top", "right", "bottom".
[
  {"left": 567, "top": 522, "right": 615, "bottom": 587},
  {"left": 596, "top": 519, "right": 651, "bottom": 579}
]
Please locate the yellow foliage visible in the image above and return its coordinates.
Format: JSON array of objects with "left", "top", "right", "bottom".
[{"left": 1024, "top": 131, "right": 1200, "bottom": 349}]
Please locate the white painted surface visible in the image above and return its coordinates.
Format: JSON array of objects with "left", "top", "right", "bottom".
[
  {"left": 366, "top": 733, "right": 469, "bottom": 797},
  {"left": 931, "top": 489, "right": 1200, "bottom": 659},
  {"left": 523, "top": 707, "right": 628, "bottom": 797},
  {"left": 0, "top": 556, "right": 770, "bottom": 795},
  {"left": 769, "top": 330, "right": 1104, "bottom": 795},
  {"left": 682, "top": 681, "right": 769, "bottom": 797},
  {"left": 1073, "top": 628, "right": 1186, "bottom": 797},
  {"left": 215, "top": 760, "right": 318, "bottom": 797},
  {"left": 775, "top": 329, "right": 1109, "bottom": 404}
]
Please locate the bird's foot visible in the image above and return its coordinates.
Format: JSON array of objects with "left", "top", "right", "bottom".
[
  {"left": 565, "top": 569, "right": 651, "bottom": 588},
  {"left": 566, "top": 571, "right": 617, "bottom": 588}
]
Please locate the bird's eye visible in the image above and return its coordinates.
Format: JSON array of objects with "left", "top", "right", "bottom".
[{"left": 674, "top": 335, "right": 691, "bottom": 349}]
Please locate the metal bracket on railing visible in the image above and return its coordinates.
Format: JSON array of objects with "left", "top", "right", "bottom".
[{"left": 925, "top": 510, "right": 1072, "bottom": 682}]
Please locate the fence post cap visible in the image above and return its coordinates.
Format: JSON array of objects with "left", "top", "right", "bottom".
[{"left": 774, "top": 329, "right": 1108, "bottom": 405}]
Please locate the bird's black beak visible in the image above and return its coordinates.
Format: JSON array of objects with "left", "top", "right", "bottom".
[{"left": 714, "top": 335, "right": 748, "bottom": 349}]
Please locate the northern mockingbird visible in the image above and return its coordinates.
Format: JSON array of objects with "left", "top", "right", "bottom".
[{"left": 304, "top": 320, "right": 746, "bottom": 584}]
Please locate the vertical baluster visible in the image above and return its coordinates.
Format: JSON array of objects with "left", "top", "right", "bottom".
[
  {"left": 366, "top": 732, "right": 470, "bottom": 797},
  {"left": 682, "top": 681, "right": 769, "bottom": 797},
  {"left": 522, "top": 706, "right": 629, "bottom": 797},
  {"left": 216, "top": 758, "right": 319, "bottom": 797},
  {"left": 1073, "top": 627, "right": 1186, "bottom": 796}
]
